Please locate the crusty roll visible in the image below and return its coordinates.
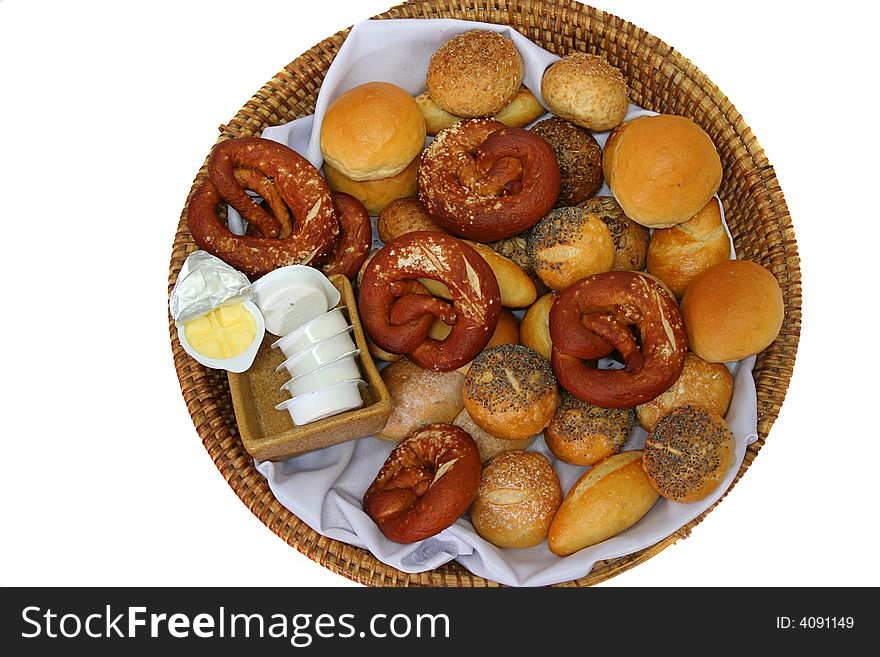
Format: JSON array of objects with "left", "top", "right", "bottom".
[
  {"left": 416, "top": 86, "right": 546, "bottom": 136},
  {"left": 452, "top": 408, "right": 535, "bottom": 464},
  {"left": 530, "top": 117, "right": 603, "bottom": 207},
  {"left": 647, "top": 197, "right": 731, "bottom": 297},
  {"left": 540, "top": 53, "right": 629, "bottom": 132},
  {"left": 426, "top": 30, "right": 524, "bottom": 118},
  {"left": 464, "top": 344, "right": 559, "bottom": 440},
  {"left": 430, "top": 308, "right": 520, "bottom": 374},
  {"left": 470, "top": 451, "right": 562, "bottom": 549},
  {"left": 642, "top": 405, "right": 735, "bottom": 503},
  {"left": 680, "top": 259, "right": 784, "bottom": 362},
  {"left": 578, "top": 196, "right": 649, "bottom": 271},
  {"left": 528, "top": 207, "right": 616, "bottom": 291},
  {"left": 520, "top": 291, "right": 557, "bottom": 360},
  {"left": 324, "top": 156, "right": 419, "bottom": 216},
  {"left": 320, "top": 82, "right": 427, "bottom": 181},
  {"left": 636, "top": 352, "right": 734, "bottom": 431},
  {"left": 548, "top": 450, "right": 660, "bottom": 556},
  {"left": 545, "top": 390, "right": 635, "bottom": 466},
  {"left": 377, "top": 196, "right": 446, "bottom": 244},
  {"left": 603, "top": 114, "right": 722, "bottom": 228},
  {"left": 377, "top": 358, "right": 465, "bottom": 441}
]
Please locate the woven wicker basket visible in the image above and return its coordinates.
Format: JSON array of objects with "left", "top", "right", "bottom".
[{"left": 167, "top": 0, "right": 801, "bottom": 587}]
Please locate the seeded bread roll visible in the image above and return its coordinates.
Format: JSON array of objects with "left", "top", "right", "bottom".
[
  {"left": 463, "top": 344, "right": 559, "bottom": 440},
  {"left": 577, "top": 196, "right": 649, "bottom": 271},
  {"left": 642, "top": 405, "right": 735, "bottom": 502},
  {"left": 530, "top": 117, "right": 603, "bottom": 207},
  {"left": 540, "top": 53, "right": 629, "bottom": 131},
  {"left": 545, "top": 390, "right": 635, "bottom": 466},
  {"left": 636, "top": 352, "right": 734, "bottom": 431},
  {"left": 470, "top": 451, "right": 562, "bottom": 549},
  {"left": 426, "top": 30, "right": 525, "bottom": 118},
  {"left": 528, "top": 206, "right": 616, "bottom": 291},
  {"left": 452, "top": 408, "right": 535, "bottom": 464}
]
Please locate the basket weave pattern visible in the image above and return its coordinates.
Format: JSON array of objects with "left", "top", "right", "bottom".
[{"left": 167, "top": 0, "right": 801, "bottom": 587}]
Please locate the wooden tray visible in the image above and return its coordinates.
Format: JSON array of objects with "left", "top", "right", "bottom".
[{"left": 228, "top": 274, "right": 391, "bottom": 461}]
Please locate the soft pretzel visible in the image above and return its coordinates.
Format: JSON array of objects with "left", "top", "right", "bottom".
[
  {"left": 549, "top": 271, "right": 688, "bottom": 408},
  {"left": 358, "top": 231, "right": 501, "bottom": 372},
  {"left": 363, "top": 423, "right": 481, "bottom": 544},
  {"left": 187, "top": 137, "right": 343, "bottom": 278},
  {"left": 320, "top": 191, "right": 372, "bottom": 279},
  {"left": 418, "top": 118, "right": 560, "bottom": 242}
]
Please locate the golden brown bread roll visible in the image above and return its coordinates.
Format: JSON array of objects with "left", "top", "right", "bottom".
[
  {"left": 545, "top": 390, "right": 635, "bottom": 466},
  {"left": 377, "top": 358, "right": 465, "bottom": 441},
  {"left": 647, "top": 197, "right": 731, "bottom": 297},
  {"left": 548, "top": 450, "right": 659, "bottom": 556},
  {"left": 577, "top": 196, "right": 649, "bottom": 271},
  {"left": 680, "top": 259, "right": 784, "bottom": 362},
  {"left": 642, "top": 405, "right": 735, "bottom": 503},
  {"left": 426, "top": 30, "right": 524, "bottom": 118},
  {"left": 530, "top": 117, "right": 603, "bottom": 207},
  {"left": 470, "top": 451, "right": 562, "bottom": 549},
  {"left": 416, "top": 86, "right": 546, "bottom": 136},
  {"left": 463, "top": 344, "right": 559, "bottom": 440},
  {"left": 377, "top": 196, "right": 446, "bottom": 243},
  {"left": 636, "top": 352, "right": 734, "bottom": 431},
  {"left": 540, "top": 53, "right": 629, "bottom": 132},
  {"left": 527, "top": 207, "right": 616, "bottom": 291},
  {"left": 452, "top": 408, "right": 535, "bottom": 464},
  {"left": 519, "top": 292, "right": 557, "bottom": 360},
  {"left": 324, "top": 156, "right": 420, "bottom": 216},
  {"left": 320, "top": 82, "right": 427, "bottom": 181},
  {"left": 603, "top": 114, "right": 722, "bottom": 228}
]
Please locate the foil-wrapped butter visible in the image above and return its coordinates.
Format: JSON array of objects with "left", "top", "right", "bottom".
[{"left": 170, "top": 251, "right": 253, "bottom": 326}]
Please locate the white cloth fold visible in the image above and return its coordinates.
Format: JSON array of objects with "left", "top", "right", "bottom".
[{"left": 251, "top": 18, "right": 758, "bottom": 586}]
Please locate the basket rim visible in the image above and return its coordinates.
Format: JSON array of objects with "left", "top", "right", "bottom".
[{"left": 167, "top": 0, "right": 801, "bottom": 587}]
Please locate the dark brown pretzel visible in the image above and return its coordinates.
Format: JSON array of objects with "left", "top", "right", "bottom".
[
  {"left": 418, "top": 118, "right": 561, "bottom": 242},
  {"left": 358, "top": 231, "right": 501, "bottom": 372},
  {"left": 549, "top": 271, "right": 688, "bottom": 408},
  {"left": 320, "top": 192, "right": 372, "bottom": 280},
  {"left": 187, "top": 137, "right": 340, "bottom": 278},
  {"left": 363, "top": 423, "right": 481, "bottom": 544}
]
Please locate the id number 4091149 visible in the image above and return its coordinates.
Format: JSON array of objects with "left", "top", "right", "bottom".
[{"left": 776, "top": 617, "right": 855, "bottom": 630}]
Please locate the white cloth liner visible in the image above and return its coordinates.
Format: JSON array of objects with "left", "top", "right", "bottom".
[{"left": 246, "top": 19, "right": 758, "bottom": 587}]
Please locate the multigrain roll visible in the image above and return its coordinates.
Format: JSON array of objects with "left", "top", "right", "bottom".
[
  {"left": 548, "top": 451, "right": 660, "bottom": 556},
  {"left": 470, "top": 451, "right": 562, "bottom": 549},
  {"left": 377, "top": 358, "right": 465, "bottom": 441},
  {"left": 603, "top": 114, "right": 722, "bottom": 228},
  {"left": 320, "top": 82, "right": 427, "bottom": 181},
  {"left": 529, "top": 117, "right": 603, "bottom": 207},
  {"left": 463, "top": 344, "right": 559, "bottom": 440},
  {"left": 680, "top": 259, "right": 785, "bottom": 362},
  {"left": 540, "top": 53, "right": 629, "bottom": 131},
  {"left": 324, "top": 156, "right": 419, "bottom": 215},
  {"left": 416, "top": 86, "right": 545, "bottom": 136},
  {"left": 578, "top": 196, "right": 649, "bottom": 271},
  {"left": 528, "top": 206, "right": 616, "bottom": 291},
  {"left": 520, "top": 292, "right": 557, "bottom": 360},
  {"left": 642, "top": 405, "right": 735, "bottom": 502},
  {"left": 636, "top": 352, "right": 734, "bottom": 431},
  {"left": 426, "top": 30, "right": 524, "bottom": 118},
  {"left": 545, "top": 390, "right": 635, "bottom": 466},
  {"left": 647, "top": 197, "right": 731, "bottom": 297}
]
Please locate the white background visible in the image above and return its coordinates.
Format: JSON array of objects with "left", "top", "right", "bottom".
[{"left": 1, "top": 0, "right": 876, "bottom": 588}]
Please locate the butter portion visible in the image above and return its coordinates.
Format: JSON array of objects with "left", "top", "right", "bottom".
[{"left": 184, "top": 303, "right": 257, "bottom": 359}]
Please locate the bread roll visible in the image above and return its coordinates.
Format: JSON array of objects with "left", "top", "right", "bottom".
[
  {"left": 603, "top": 114, "right": 722, "bottom": 228},
  {"left": 545, "top": 390, "right": 635, "bottom": 466},
  {"left": 416, "top": 86, "right": 545, "bottom": 136},
  {"left": 647, "top": 197, "right": 731, "bottom": 297},
  {"left": 642, "top": 405, "right": 735, "bottom": 502},
  {"left": 430, "top": 308, "right": 520, "bottom": 374},
  {"left": 320, "top": 82, "right": 427, "bottom": 181},
  {"left": 520, "top": 292, "right": 557, "bottom": 360},
  {"left": 680, "top": 259, "right": 784, "bottom": 362},
  {"left": 530, "top": 117, "right": 603, "bottom": 207},
  {"left": 636, "top": 352, "right": 734, "bottom": 431},
  {"left": 452, "top": 408, "right": 535, "bottom": 464},
  {"left": 377, "top": 196, "right": 446, "bottom": 243},
  {"left": 470, "top": 451, "right": 562, "bottom": 549},
  {"left": 324, "top": 156, "right": 420, "bottom": 216},
  {"left": 426, "top": 30, "right": 524, "bottom": 118},
  {"left": 463, "top": 344, "right": 558, "bottom": 440},
  {"left": 548, "top": 451, "right": 659, "bottom": 556},
  {"left": 540, "top": 53, "right": 629, "bottom": 132},
  {"left": 377, "top": 358, "right": 465, "bottom": 441},
  {"left": 578, "top": 196, "right": 649, "bottom": 271},
  {"left": 527, "top": 207, "right": 616, "bottom": 291}
]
